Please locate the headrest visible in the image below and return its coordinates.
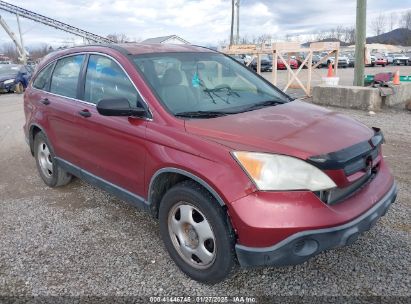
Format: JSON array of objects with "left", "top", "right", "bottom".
[
  {"left": 181, "top": 62, "right": 206, "bottom": 71},
  {"left": 162, "top": 68, "right": 182, "bottom": 86}
]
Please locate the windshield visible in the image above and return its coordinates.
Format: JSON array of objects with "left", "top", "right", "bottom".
[
  {"left": 133, "top": 52, "right": 289, "bottom": 117},
  {"left": 0, "top": 65, "right": 20, "bottom": 76}
]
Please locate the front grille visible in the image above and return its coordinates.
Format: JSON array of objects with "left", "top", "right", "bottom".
[
  {"left": 316, "top": 164, "right": 379, "bottom": 205},
  {"left": 310, "top": 129, "right": 384, "bottom": 205},
  {"left": 344, "top": 144, "right": 380, "bottom": 175}
]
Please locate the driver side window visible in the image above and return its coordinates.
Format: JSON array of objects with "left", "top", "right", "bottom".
[{"left": 84, "top": 54, "right": 142, "bottom": 107}]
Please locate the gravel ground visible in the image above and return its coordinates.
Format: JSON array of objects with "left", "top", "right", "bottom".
[{"left": 0, "top": 94, "right": 410, "bottom": 300}]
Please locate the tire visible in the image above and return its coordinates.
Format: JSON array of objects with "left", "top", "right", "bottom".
[
  {"left": 34, "top": 132, "right": 72, "bottom": 187},
  {"left": 14, "top": 82, "right": 24, "bottom": 94},
  {"left": 159, "top": 180, "right": 237, "bottom": 284}
]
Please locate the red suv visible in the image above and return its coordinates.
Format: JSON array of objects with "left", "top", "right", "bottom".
[{"left": 24, "top": 44, "right": 397, "bottom": 283}]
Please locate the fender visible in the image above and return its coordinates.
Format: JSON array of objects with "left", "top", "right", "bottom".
[
  {"left": 148, "top": 167, "right": 226, "bottom": 207},
  {"left": 28, "top": 123, "right": 49, "bottom": 155}
]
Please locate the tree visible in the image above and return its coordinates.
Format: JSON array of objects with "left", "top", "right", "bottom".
[
  {"left": 28, "top": 44, "right": 52, "bottom": 61},
  {"left": 334, "top": 25, "right": 345, "bottom": 41},
  {"left": 315, "top": 30, "right": 327, "bottom": 41},
  {"left": 402, "top": 10, "right": 411, "bottom": 30},
  {"left": 1, "top": 43, "right": 18, "bottom": 62},
  {"left": 343, "top": 26, "right": 355, "bottom": 44},
  {"left": 106, "top": 33, "right": 129, "bottom": 43},
  {"left": 370, "top": 13, "right": 387, "bottom": 36}
]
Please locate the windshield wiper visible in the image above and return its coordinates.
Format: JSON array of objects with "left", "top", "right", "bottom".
[
  {"left": 174, "top": 110, "right": 230, "bottom": 118},
  {"left": 242, "top": 99, "right": 285, "bottom": 111}
]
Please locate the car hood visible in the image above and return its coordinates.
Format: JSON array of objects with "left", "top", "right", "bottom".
[
  {"left": 185, "top": 101, "right": 374, "bottom": 160},
  {"left": 0, "top": 74, "right": 17, "bottom": 82}
]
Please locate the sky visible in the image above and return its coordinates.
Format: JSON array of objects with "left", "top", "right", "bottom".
[{"left": 0, "top": 0, "right": 410, "bottom": 48}]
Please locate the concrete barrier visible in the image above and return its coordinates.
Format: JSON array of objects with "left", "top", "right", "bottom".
[
  {"left": 312, "top": 83, "right": 411, "bottom": 111},
  {"left": 384, "top": 83, "right": 411, "bottom": 108}
]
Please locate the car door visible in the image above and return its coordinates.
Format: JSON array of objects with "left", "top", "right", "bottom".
[
  {"left": 31, "top": 54, "right": 87, "bottom": 168},
  {"left": 73, "top": 53, "right": 148, "bottom": 196}
]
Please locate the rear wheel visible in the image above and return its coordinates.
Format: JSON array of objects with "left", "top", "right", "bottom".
[
  {"left": 34, "top": 132, "right": 72, "bottom": 187},
  {"left": 159, "top": 180, "right": 237, "bottom": 284}
]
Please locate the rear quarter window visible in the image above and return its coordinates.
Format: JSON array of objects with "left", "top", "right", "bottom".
[{"left": 32, "top": 63, "right": 54, "bottom": 91}]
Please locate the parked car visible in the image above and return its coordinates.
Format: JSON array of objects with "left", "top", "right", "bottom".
[
  {"left": 312, "top": 54, "right": 322, "bottom": 68},
  {"left": 374, "top": 55, "right": 388, "bottom": 67},
  {"left": 276, "top": 57, "right": 298, "bottom": 69},
  {"left": 385, "top": 53, "right": 394, "bottom": 65},
  {"left": 346, "top": 53, "right": 355, "bottom": 67},
  {"left": 292, "top": 55, "right": 308, "bottom": 69},
  {"left": 24, "top": 44, "right": 397, "bottom": 283},
  {"left": 230, "top": 54, "right": 246, "bottom": 65},
  {"left": 337, "top": 55, "right": 350, "bottom": 68},
  {"left": 250, "top": 55, "right": 272, "bottom": 72},
  {"left": 321, "top": 56, "right": 348, "bottom": 68},
  {"left": 393, "top": 53, "right": 409, "bottom": 65},
  {"left": 366, "top": 55, "right": 376, "bottom": 67},
  {"left": 0, "top": 64, "right": 32, "bottom": 93}
]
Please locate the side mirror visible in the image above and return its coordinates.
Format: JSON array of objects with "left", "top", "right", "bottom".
[{"left": 96, "top": 98, "right": 146, "bottom": 117}]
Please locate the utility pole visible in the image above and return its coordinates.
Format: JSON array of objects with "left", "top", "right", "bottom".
[
  {"left": 235, "top": 0, "right": 240, "bottom": 44},
  {"left": 230, "top": 0, "right": 234, "bottom": 46},
  {"left": 353, "top": 0, "right": 366, "bottom": 86}
]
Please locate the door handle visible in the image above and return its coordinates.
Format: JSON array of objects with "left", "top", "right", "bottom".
[
  {"left": 78, "top": 109, "right": 91, "bottom": 118},
  {"left": 40, "top": 98, "right": 50, "bottom": 105}
]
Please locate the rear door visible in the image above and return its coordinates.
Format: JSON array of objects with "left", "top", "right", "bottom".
[
  {"left": 47, "top": 54, "right": 87, "bottom": 167},
  {"left": 74, "top": 54, "right": 148, "bottom": 196},
  {"left": 31, "top": 54, "right": 86, "bottom": 168}
]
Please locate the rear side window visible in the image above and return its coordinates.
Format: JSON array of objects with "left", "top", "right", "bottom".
[
  {"left": 84, "top": 54, "right": 141, "bottom": 106},
  {"left": 32, "top": 63, "right": 54, "bottom": 91},
  {"left": 50, "top": 55, "right": 85, "bottom": 99}
]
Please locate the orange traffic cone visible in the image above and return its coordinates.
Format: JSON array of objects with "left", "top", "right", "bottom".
[
  {"left": 393, "top": 70, "right": 400, "bottom": 85},
  {"left": 327, "top": 63, "right": 334, "bottom": 77}
]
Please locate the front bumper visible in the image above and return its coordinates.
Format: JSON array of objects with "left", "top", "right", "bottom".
[
  {"left": 0, "top": 81, "right": 15, "bottom": 92},
  {"left": 235, "top": 182, "right": 397, "bottom": 267}
]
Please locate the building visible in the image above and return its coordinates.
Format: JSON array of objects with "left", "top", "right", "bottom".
[{"left": 141, "top": 35, "right": 190, "bottom": 44}]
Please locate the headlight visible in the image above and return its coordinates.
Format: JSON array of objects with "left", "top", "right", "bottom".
[
  {"left": 3, "top": 79, "right": 15, "bottom": 85},
  {"left": 232, "top": 152, "right": 336, "bottom": 191}
]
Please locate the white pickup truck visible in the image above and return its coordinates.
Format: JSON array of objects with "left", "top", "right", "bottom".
[{"left": 393, "top": 54, "right": 409, "bottom": 65}]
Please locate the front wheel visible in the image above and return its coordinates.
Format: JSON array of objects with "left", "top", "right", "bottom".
[
  {"left": 159, "top": 180, "right": 237, "bottom": 284},
  {"left": 14, "top": 82, "right": 24, "bottom": 94}
]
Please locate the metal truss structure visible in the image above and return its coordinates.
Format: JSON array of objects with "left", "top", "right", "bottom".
[{"left": 0, "top": 0, "right": 113, "bottom": 44}]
